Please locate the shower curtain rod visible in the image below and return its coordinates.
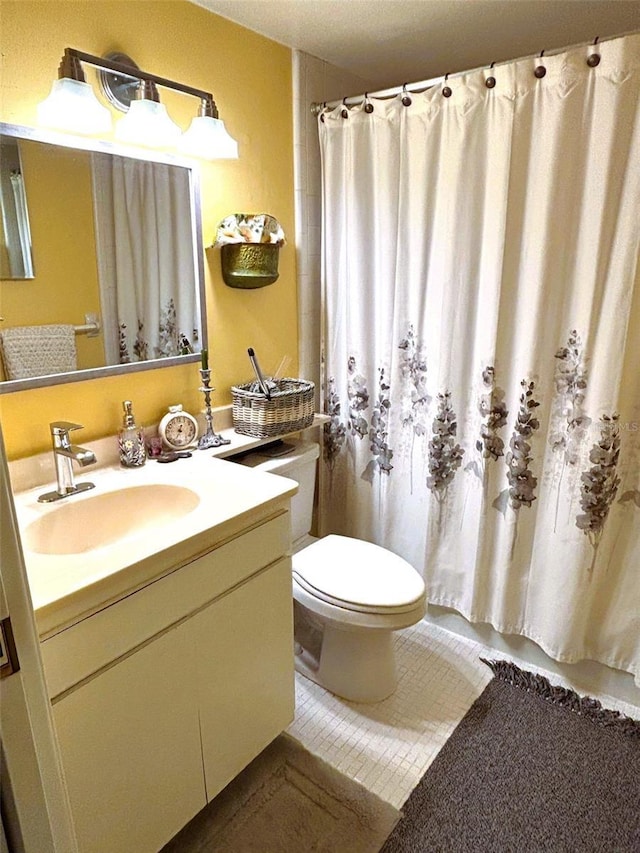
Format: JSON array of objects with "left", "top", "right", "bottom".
[{"left": 310, "top": 29, "right": 636, "bottom": 115}]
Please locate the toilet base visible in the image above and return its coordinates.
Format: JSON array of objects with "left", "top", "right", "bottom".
[{"left": 295, "top": 624, "right": 397, "bottom": 704}]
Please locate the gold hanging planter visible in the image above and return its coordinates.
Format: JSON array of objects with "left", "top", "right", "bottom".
[
  {"left": 214, "top": 213, "right": 285, "bottom": 289},
  {"left": 220, "top": 242, "right": 280, "bottom": 289}
]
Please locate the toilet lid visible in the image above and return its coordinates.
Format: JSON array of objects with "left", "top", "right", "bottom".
[{"left": 292, "top": 535, "right": 425, "bottom": 613}]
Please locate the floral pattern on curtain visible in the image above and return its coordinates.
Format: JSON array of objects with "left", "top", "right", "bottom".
[{"left": 318, "top": 34, "right": 640, "bottom": 684}]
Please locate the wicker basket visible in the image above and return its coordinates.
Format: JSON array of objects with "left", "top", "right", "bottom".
[{"left": 231, "top": 378, "right": 315, "bottom": 438}]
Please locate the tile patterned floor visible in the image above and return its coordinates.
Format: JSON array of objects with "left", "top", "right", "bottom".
[{"left": 287, "top": 619, "right": 640, "bottom": 809}]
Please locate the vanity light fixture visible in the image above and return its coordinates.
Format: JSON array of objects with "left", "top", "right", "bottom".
[
  {"left": 37, "top": 48, "right": 239, "bottom": 160},
  {"left": 178, "top": 95, "right": 238, "bottom": 159},
  {"left": 37, "top": 51, "right": 112, "bottom": 135},
  {"left": 115, "top": 80, "right": 181, "bottom": 148}
]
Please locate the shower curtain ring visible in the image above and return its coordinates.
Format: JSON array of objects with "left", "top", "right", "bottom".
[
  {"left": 587, "top": 36, "right": 601, "bottom": 67},
  {"left": 534, "top": 50, "right": 547, "bottom": 79},
  {"left": 442, "top": 73, "right": 452, "bottom": 98},
  {"left": 401, "top": 84, "right": 412, "bottom": 107},
  {"left": 341, "top": 97, "right": 349, "bottom": 119},
  {"left": 364, "top": 92, "right": 374, "bottom": 114},
  {"left": 486, "top": 61, "right": 497, "bottom": 89}
]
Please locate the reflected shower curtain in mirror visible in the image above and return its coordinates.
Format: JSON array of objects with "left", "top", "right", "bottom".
[
  {"left": 319, "top": 34, "right": 640, "bottom": 683},
  {"left": 92, "top": 155, "right": 199, "bottom": 364},
  {"left": 8, "top": 171, "right": 34, "bottom": 278}
]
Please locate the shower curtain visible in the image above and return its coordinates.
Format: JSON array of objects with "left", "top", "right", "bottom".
[
  {"left": 92, "top": 154, "right": 199, "bottom": 364},
  {"left": 319, "top": 34, "right": 640, "bottom": 684}
]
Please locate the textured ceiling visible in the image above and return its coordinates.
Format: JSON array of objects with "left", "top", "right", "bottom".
[{"left": 191, "top": 0, "right": 640, "bottom": 90}]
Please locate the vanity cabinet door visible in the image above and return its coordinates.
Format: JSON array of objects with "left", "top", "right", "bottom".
[
  {"left": 191, "top": 556, "right": 295, "bottom": 801},
  {"left": 52, "top": 623, "right": 204, "bottom": 853}
]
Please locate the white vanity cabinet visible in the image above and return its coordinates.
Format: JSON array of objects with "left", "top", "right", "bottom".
[
  {"left": 52, "top": 624, "right": 203, "bottom": 853},
  {"left": 191, "top": 557, "right": 294, "bottom": 799},
  {"left": 41, "top": 509, "right": 294, "bottom": 853}
]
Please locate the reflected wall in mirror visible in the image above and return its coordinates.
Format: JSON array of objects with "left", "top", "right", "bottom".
[{"left": 0, "top": 123, "right": 206, "bottom": 393}]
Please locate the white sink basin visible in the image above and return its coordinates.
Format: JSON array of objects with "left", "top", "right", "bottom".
[
  {"left": 24, "top": 484, "right": 201, "bottom": 555},
  {"left": 12, "top": 453, "right": 298, "bottom": 635}
]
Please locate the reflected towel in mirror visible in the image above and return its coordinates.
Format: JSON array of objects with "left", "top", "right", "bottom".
[{"left": 0, "top": 324, "right": 77, "bottom": 380}]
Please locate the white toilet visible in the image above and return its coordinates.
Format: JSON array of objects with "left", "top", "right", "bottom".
[{"left": 236, "top": 439, "right": 426, "bottom": 703}]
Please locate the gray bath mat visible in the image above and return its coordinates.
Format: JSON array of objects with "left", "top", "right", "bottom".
[
  {"left": 382, "top": 659, "right": 640, "bottom": 852},
  {"left": 162, "top": 732, "right": 399, "bottom": 852}
]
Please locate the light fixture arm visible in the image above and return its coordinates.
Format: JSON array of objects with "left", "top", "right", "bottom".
[
  {"left": 59, "top": 51, "right": 86, "bottom": 83},
  {"left": 39, "top": 47, "right": 236, "bottom": 158},
  {"left": 63, "top": 47, "right": 219, "bottom": 114},
  {"left": 200, "top": 95, "right": 220, "bottom": 120}
]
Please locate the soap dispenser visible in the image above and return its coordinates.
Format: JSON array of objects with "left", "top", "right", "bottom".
[{"left": 118, "top": 400, "right": 146, "bottom": 468}]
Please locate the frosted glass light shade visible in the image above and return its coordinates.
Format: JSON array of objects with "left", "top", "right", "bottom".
[
  {"left": 115, "top": 99, "right": 181, "bottom": 148},
  {"left": 178, "top": 115, "right": 239, "bottom": 159},
  {"left": 37, "top": 78, "right": 112, "bottom": 134}
]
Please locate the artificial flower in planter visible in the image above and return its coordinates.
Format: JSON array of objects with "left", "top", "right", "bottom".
[{"left": 213, "top": 213, "right": 286, "bottom": 288}]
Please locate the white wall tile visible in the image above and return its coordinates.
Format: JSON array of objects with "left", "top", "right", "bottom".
[
  {"left": 308, "top": 225, "right": 321, "bottom": 258},
  {"left": 292, "top": 50, "right": 376, "bottom": 407}
]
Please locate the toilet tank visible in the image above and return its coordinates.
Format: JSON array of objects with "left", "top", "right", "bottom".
[{"left": 232, "top": 440, "right": 320, "bottom": 543}]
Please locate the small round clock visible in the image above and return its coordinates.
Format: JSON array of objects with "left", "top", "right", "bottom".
[{"left": 158, "top": 405, "right": 199, "bottom": 450}]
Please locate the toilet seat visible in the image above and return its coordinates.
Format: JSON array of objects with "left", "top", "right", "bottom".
[{"left": 292, "top": 534, "right": 425, "bottom": 615}]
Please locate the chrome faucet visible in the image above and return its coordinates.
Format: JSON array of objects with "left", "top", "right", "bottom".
[{"left": 38, "top": 422, "right": 97, "bottom": 503}]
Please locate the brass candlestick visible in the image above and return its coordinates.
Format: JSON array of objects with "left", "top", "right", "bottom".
[{"left": 198, "top": 368, "right": 230, "bottom": 449}]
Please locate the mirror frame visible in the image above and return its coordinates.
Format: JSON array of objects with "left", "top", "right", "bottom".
[{"left": 0, "top": 122, "right": 207, "bottom": 394}]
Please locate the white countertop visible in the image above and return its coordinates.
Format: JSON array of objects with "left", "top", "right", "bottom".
[{"left": 13, "top": 454, "right": 297, "bottom": 638}]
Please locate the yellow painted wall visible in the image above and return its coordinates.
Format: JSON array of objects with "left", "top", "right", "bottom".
[
  {"left": 0, "top": 141, "right": 105, "bottom": 372},
  {"left": 0, "top": 0, "right": 297, "bottom": 459}
]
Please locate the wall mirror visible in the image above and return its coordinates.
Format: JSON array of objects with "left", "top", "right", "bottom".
[{"left": 0, "top": 122, "right": 206, "bottom": 393}]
